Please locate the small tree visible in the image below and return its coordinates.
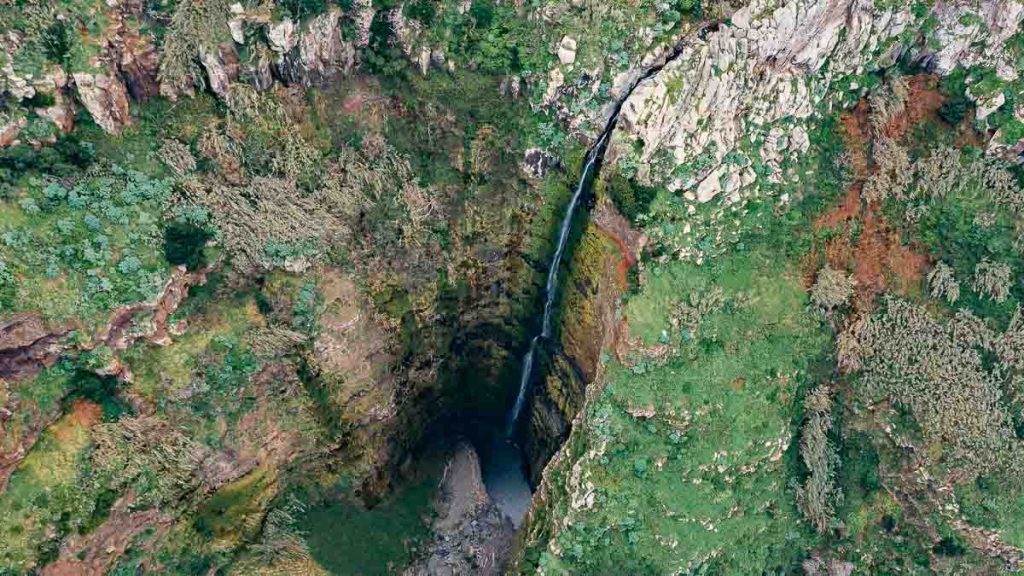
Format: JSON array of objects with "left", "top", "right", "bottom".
[
  {"left": 158, "top": 139, "right": 197, "bottom": 177},
  {"left": 972, "top": 260, "right": 1013, "bottom": 303},
  {"left": 811, "top": 265, "right": 855, "bottom": 313},
  {"left": 795, "top": 385, "right": 842, "bottom": 533},
  {"left": 928, "top": 261, "right": 960, "bottom": 303}
]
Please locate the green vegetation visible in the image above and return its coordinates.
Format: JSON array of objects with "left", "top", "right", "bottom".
[
  {"left": 0, "top": 402, "right": 101, "bottom": 571},
  {"left": 525, "top": 245, "right": 830, "bottom": 573},
  {"left": 1, "top": 2, "right": 563, "bottom": 571},
  {"left": 299, "top": 476, "right": 436, "bottom": 574},
  {"left": 601, "top": 169, "right": 658, "bottom": 224},
  {"left": 518, "top": 66, "right": 1024, "bottom": 573}
]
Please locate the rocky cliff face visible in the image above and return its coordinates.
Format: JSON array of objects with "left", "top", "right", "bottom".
[
  {"left": 4, "top": 0, "right": 1024, "bottom": 572},
  {"left": 608, "top": 0, "right": 1024, "bottom": 200},
  {"left": 520, "top": 200, "right": 642, "bottom": 485},
  {"left": 513, "top": 1, "right": 1024, "bottom": 573},
  {"left": 0, "top": 0, "right": 358, "bottom": 145}
]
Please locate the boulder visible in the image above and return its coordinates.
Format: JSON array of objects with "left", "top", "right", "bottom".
[
  {"left": 975, "top": 91, "right": 1007, "bottom": 122},
  {"left": 72, "top": 72, "right": 132, "bottom": 135},
  {"left": 0, "top": 116, "right": 26, "bottom": 148},
  {"left": 228, "top": 3, "right": 246, "bottom": 43},
  {"left": 297, "top": 8, "right": 355, "bottom": 84},
  {"left": 268, "top": 17, "right": 298, "bottom": 53},
  {"left": 200, "top": 43, "right": 240, "bottom": 99},
  {"left": 274, "top": 8, "right": 354, "bottom": 86},
  {"left": 543, "top": 67, "right": 564, "bottom": 105},
  {"left": 557, "top": 35, "right": 578, "bottom": 65},
  {"left": 522, "top": 148, "right": 560, "bottom": 179}
]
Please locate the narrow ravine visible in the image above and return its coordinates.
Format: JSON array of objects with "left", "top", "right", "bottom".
[{"left": 481, "top": 36, "right": 696, "bottom": 528}]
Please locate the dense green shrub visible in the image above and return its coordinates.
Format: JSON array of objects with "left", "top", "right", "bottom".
[
  {"left": 164, "top": 221, "right": 212, "bottom": 270},
  {"left": 404, "top": 0, "right": 436, "bottom": 24},
  {"left": 363, "top": 12, "right": 407, "bottom": 77},
  {"left": 939, "top": 95, "right": 970, "bottom": 125},
  {"left": 468, "top": 1, "right": 493, "bottom": 27},
  {"left": 41, "top": 20, "right": 74, "bottom": 67},
  {"left": 64, "top": 370, "right": 131, "bottom": 421},
  {"left": 0, "top": 134, "right": 95, "bottom": 182},
  {"left": 604, "top": 171, "right": 657, "bottom": 223},
  {"left": 25, "top": 91, "right": 56, "bottom": 108},
  {"left": 279, "top": 0, "right": 329, "bottom": 19},
  {"left": 938, "top": 69, "right": 971, "bottom": 125}
]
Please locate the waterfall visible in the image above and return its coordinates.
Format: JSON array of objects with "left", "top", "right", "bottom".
[
  {"left": 481, "top": 27, "right": 708, "bottom": 531},
  {"left": 505, "top": 128, "right": 612, "bottom": 436},
  {"left": 503, "top": 34, "right": 693, "bottom": 435}
]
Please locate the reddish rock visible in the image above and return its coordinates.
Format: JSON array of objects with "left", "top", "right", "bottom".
[
  {"left": 72, "top": 72, "right": 132, "bottom": 135},
  {"left": 0, "top": 117, "right": 26, "bottom": 148}
]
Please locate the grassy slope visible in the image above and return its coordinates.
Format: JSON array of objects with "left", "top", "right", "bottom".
[{"left": 531, "top": 248, "right": 829, "bottom": 573}]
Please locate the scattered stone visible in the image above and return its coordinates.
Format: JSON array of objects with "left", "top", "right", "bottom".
[{"left": 405, "top": 443, "right": 514, "bottom": 576}]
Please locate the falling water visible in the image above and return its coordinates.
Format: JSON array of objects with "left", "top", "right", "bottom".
[
  {"left": 483, "top": 36, "right": 698, "bottom": 528},
  {"left": 503, "top": 29, "right": 710, "bottom": 438},
  {"left": 505, "top": 127, "right": 612, "bottom": 436}
]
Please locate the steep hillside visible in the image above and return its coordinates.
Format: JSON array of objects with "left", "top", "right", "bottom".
[{"left": 2, "top": 0, "right": 1024, "bottom": 574}]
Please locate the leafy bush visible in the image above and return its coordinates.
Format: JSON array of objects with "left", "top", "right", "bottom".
[
  {"left": 604, "top": 171, "right": 658, "bottom": 223},
  {"left": 279, "top": 0, "right": 328, "bottom": 19},
  {"left": 810, "top": 265, "right": 855, "bottom": 312},
  {"left": 939, "top": 96, "right": 970, "bottom": 125},
  {"left": 795, "top": 385, "right": 842, "bottom": 533},
  {"left": 363, "top": 11, "right": 407, "bottom": 77},
  {"left": 972, "top": 259, "right": 1013, "bottom": 303},
  {"left": 159, "top": 0, "right": 231, "bottom": 93},
  {"left": 41, "top": 20, "right": 74, "bottom": 67},
  {"left": 928, "top": 261, "right": 960, "bottom": 303},
  {"left": 404, "top": 0, "right": 436, "bottom": 24},
  {"left": 63, "top": 371, "right": 131, "bottom": 422},
  {"left": 0, "top": 166, "right": 173, "bottom": 325},
  {"left": 164, "top": 221, "right": 212, "bottom": 270}
]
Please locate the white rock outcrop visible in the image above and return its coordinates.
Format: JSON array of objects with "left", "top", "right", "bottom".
[
  {"left": 267, "top": 18, "right": 298, "bottom": 53},
  {"left": 296, "top": 8, "right": 355, "bottom": 84},
  {"left": 228, "top": 3, "right": 246, "bottom": 44},
  {"left": 200, "top": 44, "right": 240, "bottom": 99}
]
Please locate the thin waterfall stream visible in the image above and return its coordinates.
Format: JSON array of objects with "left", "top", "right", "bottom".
[
  {"left": 481, "top": 39, "right": 693, "bottom": 528},
  {"left": 505, "top": 126, "right": 612, "bottom": 437}
]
